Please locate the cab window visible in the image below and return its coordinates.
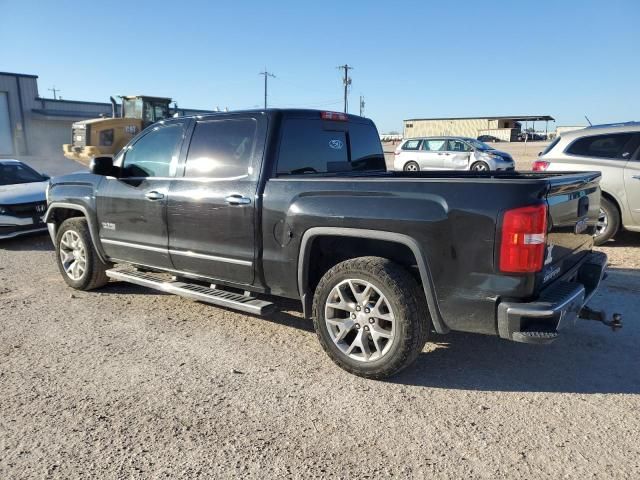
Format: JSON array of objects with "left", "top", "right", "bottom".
[{"left": 121, "top": 123, "right": 183, "bottom": 178}]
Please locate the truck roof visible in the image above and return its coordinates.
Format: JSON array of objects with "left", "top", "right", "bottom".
[{"left": 168, "top": 108, "right": 369, "bottom": 122}]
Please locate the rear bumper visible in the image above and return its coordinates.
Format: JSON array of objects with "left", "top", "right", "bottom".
[{"left": 497, "top": 251, "right": 607, "bottom": 344}]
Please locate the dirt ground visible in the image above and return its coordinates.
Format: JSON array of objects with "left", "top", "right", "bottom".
[{"left": 1, "top": 156, "right": 639, "bottom": 479}]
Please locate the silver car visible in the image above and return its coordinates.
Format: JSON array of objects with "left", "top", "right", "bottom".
[
  {"left": 534, "top": 122, "right": 640, "bottom": 244},
  {"left": 0, "top": 159, "right": 50, "bottom": 240},
  {"left": 393, "top": 136, "right": 515, "bottom": 172}
]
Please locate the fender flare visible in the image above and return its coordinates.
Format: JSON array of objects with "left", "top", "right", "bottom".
[
  {"left": 297, "top": 227, "right": 449, "bottom": 334},
  {"left": 44, "top": 202, "right": 107, "bottom": 263}
]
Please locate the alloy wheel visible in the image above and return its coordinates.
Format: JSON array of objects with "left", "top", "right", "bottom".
[
  {"left": 595, "top": 208, "right": 608, "bottom": 237},
  {"left": 324, "top": 279, "right": 396, "bottom": 362},
  {"left": 59, "top": 230, "right": 87, "bottom": 281}
]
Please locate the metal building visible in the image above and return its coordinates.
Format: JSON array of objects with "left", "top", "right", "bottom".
[
  {"left": 403, "top": 115, "right": 555, "bottom": 142},
  {"left": 0, "top": 71, "right": 214, "bottom": 160}
]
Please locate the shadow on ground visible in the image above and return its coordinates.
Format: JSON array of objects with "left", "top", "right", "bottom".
[{"left": 0, "top": 232, "right": 52, "bottom": 251}]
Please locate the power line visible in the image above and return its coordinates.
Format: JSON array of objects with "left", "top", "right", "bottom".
[
  {"left": 336, "top": 64, "right": 353, "bottom": 113},
  {"left": 259, "top": 68, "right": 276, "bottom": 109}
]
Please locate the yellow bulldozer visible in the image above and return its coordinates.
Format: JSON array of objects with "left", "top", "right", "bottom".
[{"left": 63, "top": 95, "right": 172, "bottom": 164}]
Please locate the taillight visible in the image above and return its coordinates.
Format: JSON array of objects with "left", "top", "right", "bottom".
[
  {"left": 532, "top": 160, "right": 550, "bottom": 171},
  {"left": 320, "top": 111, "right": 348, "bottom": 121},
  {"left": 499, "top": 204, "right": 548, "bottom": 273}
]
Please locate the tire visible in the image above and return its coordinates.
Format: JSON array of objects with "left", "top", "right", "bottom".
[
  {"left": 312, "top": 256, "right": 430, "bottom": 379},
  {"left": 403, "top": 161, "right": 420, "bottom": 172},
  {"left": 594, "top": 197, "right": 620, "bottom": 246},
  {"left": 55, "top": 217, "right": 111, "bottom": 290},
  {"left": 470, "top": 161, "right": 490, "bottom": 172}
]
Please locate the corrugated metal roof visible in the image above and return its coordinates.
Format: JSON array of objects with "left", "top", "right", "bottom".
[{"left": 405, "top": 115, "right": 555, "bottom": 122}]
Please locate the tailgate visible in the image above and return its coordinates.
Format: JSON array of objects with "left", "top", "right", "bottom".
[{"left": 539, "top": 172, "right": 601, "bottom": 287}]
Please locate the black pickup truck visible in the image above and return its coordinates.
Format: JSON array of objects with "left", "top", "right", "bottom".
[{"left": 44, "top": 109, "right": 620, "bottom": 378}]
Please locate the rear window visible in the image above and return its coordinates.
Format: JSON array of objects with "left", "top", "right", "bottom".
[
  {"left": 276, "top": 119, "right": 385, "bottom": 175},
  {"left": 566, "top": 133, "right": 633, "bottom": 159},
  {"left": 402, "top": 139, "right": 421, "bottom": 150},
  {"left": 541, "top": 136, "right": 561, "bottom": 155}
]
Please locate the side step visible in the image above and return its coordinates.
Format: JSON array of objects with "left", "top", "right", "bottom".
[{"left": 105, "top": 269, "right": 276, "bottom": 316}]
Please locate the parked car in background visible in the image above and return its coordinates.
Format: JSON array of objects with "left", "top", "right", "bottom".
[
  {"left": 394, "top": 136, "right": 515, "bottom": 172},
  {"left": 517, "top": 132, "right": 547, "bottom": 142},
  {"left": 0, "top": 159, "right": 49, "bottom": 240},
  {"left": 533, "top": 122, "right": 640, "bottom": 244},
  {"left": 477, "top": 135, "right": 501, "bottom": 143}
]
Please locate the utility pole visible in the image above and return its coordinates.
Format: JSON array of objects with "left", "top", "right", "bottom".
[
  {"left": 359, "top": 95, "right": 365, "bottom": 117},
  {"left": 259, "top": 68, "right": 276, "bottom": 109},
  {"left": 336, "top": 64, "right": 353, "bottom": 113},
  {"left": 48, "top": 86, "right": 60, "bottom": 100}
]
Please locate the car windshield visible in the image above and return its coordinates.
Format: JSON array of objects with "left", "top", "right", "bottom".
[
  {"left": 0, "top": 163, "right": 45, "bottom": 186},
  {"left": 466, "top": 139, "right": 492, "bottom": 151}
]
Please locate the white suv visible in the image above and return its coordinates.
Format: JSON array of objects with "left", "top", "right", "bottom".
[
  {"left": 394, "top": 137, "right": 515, "bottom": 172},
  {"left": 534, "top": 122, "right": 640, "bottom": 244}
]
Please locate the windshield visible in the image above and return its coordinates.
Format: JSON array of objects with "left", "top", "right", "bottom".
[
  {"left": 0, "top": 163, "right": 45, "bottom": 186},
  {"left": 466, "top": 139, "right": 492, "bottom": 151},
  {"left": 122, "top": 98, "right": 143, "bottom": 119}
]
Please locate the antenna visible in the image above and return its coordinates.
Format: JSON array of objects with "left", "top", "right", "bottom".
[{"left": 584, "top": 115, "right": 593, "bottom": 126}]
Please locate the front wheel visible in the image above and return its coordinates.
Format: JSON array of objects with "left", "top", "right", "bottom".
[
  {"left": 470, "top": 161, "right": 490, "bottom": 172},
  {"left": 312, "top": 256, "right": 429, "bottom": 379},
  {"left": 55, "top": 217, "right": 111, "bottom": 290}
]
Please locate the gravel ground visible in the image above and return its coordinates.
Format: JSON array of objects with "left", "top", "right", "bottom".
[
  {"left": 1, "top": 232, "right": 639, "bottom": 479},
  {"left": 1, "top": 155, "right": 639, "bottom": 478}
]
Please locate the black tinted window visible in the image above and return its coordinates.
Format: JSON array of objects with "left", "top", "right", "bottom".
[
  {"left": 277, "top": 119, "right": 384, "bottom": 175},
  {"left": 122, "top": 123, "right": 183, "bottom": 178},
  {"left": 185, "top": 118, "right": 257, "bottom": 178},
  {"left": 567, "top": 133, "right": 633, "bottom": 159},
  {"left": 0, "top": 163, "right": 44, "bottom": 185},
  {"left": 347, "top": 122, "right": 385, "bottom": 169}
]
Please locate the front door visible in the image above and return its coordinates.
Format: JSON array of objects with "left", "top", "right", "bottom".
[
  {"left": 96, "top": 121, "right": 186, "bottom": 268},
  {"left": 167, "top": 115, "right": 266, "bottom": 285},
  {"left": 444, "top": 139, "right": 472, "bottom": 170},
  {"left": 624, "top": 144, "right": 640, "bottom": 224}
]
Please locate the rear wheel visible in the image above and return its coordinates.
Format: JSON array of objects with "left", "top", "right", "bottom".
[
  {"left": 470, "top": 161, "right": 490, "bottom": 172},
  {"left": 55, "top": 218, "right": 111, "bottom": 290},
  {"left": 403, "top": 161, "right": 420, "bottom": 172},
  {"left": 312, "top": 256, "right": 429, "bottom": 379},
  {"left": 594, "top": 197, "right": 620, "bottom": 245}
]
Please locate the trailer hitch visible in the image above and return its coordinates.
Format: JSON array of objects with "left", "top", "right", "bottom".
[{"left": 579, "top": 306, "right": 623, "bottom": 331}]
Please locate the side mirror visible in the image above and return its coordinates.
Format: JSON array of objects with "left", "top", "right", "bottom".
[
  {"left": 41, "top": 173, "right": 50, "bottom": 180},
  {"left": 90, "top": 156, "right": 114, "bottom": 176}
]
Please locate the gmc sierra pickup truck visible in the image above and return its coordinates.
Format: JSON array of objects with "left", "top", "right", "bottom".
[{"left": 45, "top": 109, "right": 620, "bottom": 378}]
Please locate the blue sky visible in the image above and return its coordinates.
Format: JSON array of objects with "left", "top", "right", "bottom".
[{"left": 1, "top": 0, "right": 638, "bottom": 132}]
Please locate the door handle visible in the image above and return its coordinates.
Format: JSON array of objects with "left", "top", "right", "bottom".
[
  {"left": 225, "top": 194, "right": 251, "bottom": 205},
  {"left": 145, "top": 191, "right": 165, "bottom": 200}
]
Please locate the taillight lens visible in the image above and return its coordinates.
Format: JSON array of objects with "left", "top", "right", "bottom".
[
  {"left": 499, "top": 204, "right": 548, "bottom": 273},
  {"left": 320, "top": 111, "right": 348, "bottom": 121},
  {"left": 532, "top": 160, "right": 550, "bottom": 171}
]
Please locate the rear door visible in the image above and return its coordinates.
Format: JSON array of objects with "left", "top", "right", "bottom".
[
  {"left": 96, "top": 121, "right": 186, "bottom": 268},
  {"left": 419, "top": 139, "right": 447, "bottom": 169},
  {"left": 167, "top": 114, "right": 267, "bottom": 285},
  {"left": 623, "top": 135, "right": 640, "bottom": 224}
]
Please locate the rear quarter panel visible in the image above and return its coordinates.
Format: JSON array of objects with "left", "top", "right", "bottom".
[{"left": 262, "top": 176, "right": 550, "bottom": 335}]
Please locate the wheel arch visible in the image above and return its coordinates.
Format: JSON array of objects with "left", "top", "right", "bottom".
[
  {"left": 297, "top": 227, "right": 448, "bottom": 334},
  {"left": 44, "top": 202, "right": 107, "bottom": 262}
]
